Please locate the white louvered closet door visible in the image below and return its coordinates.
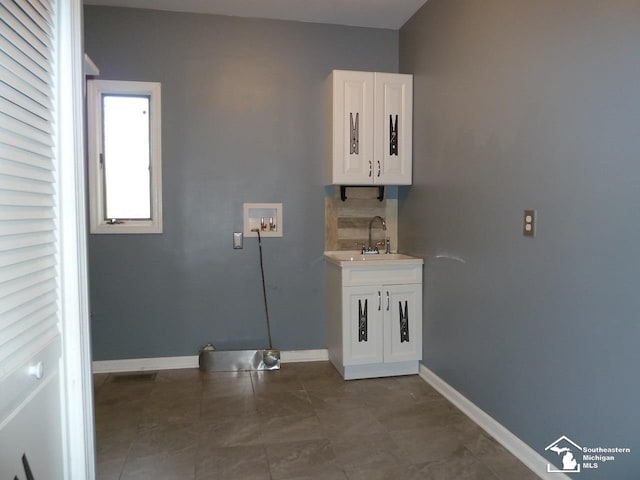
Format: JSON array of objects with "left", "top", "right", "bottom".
[{"left": 0, "top": 0, "right": 66, "bottom": 478}]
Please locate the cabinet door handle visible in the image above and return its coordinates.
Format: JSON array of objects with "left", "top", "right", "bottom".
[
  {"left": 368, "top": 160, "right": 372, "bottom": 177},
  {"left": 386, "top": 291, "right": 390, "bottom": 311},
  {"left": 378, "top": 291, "right": 381, "bottom": 311},
  {"left": 377, "top": 160, "right": 381, "bottom": 177}
]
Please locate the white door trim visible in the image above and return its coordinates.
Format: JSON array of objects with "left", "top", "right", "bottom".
[{"left": 56, "top": 1, "right": 95, "bottom": 478}]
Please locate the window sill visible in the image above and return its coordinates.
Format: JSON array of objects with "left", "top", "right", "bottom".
[{"left": 90, "top": 220, "right": 163, "bottom": 235}]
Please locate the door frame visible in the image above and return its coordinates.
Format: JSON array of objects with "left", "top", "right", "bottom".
[{"left": 56, "top": 1, "right": 95, "bottom": 478}]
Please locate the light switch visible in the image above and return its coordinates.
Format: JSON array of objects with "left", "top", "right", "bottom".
[
  {"left": 233, "top": 232, "right": 243, "bottom": 249},
  {"left": 523, "top": 210, "right": 536, "bottom": 237}
]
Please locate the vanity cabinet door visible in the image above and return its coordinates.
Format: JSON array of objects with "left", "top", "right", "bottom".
[
  {"left": 343, "top": 286, "right": 383, "bottom": 365},
  {"left": 383, "top": 283, "right": 422, "bottom": 363}
]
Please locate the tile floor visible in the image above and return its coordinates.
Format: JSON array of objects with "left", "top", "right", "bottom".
[{"left": 93, "top": 362, "right": 540, "bottom": 480}]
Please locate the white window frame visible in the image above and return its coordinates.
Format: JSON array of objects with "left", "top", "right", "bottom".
[{"left": 87, "top": 79, "right": 163, "bottom": 234}]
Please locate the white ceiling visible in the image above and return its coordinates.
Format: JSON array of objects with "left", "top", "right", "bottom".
[{"left": 82, "top": 0, "right": 428, "bottom": 30}]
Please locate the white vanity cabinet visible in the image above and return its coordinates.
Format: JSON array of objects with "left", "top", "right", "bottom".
[
  {"left": 326, "top": 70, "right": 413, "bottom": 186},
  {"left": 325, "top": 255, "right": 423, "bottom": 380}
]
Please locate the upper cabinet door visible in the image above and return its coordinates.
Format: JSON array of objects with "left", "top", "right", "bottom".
[
  {"left": 374, "top": 73, "right": 413, "bottom": 185},
  {"left": 330, "top": 70, "right": 375, "bottom": 185}
]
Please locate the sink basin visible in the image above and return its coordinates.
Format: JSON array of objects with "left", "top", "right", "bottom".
[{"left": 324, "top": 251, "right": 423, "bottom": 266}]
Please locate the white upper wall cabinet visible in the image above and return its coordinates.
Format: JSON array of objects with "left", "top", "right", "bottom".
[{"left": 327, "top": 70, "right": 413, "bottom": 185}]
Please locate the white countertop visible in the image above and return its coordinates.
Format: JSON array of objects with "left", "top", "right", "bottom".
[{"left": 324, "top": 251, "right": 424, "bottom": 267}]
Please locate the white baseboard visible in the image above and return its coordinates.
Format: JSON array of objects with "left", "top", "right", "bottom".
[
  {"left": 280, "top": 349, "right": 329, "bottom": 363},
  {"left": 92, "top": 349, "right": 329, "bottom": 373},
  {"left": 92, "top": 355, "right": 198, "bottom": 373},
  {"left": 418, "top": 364, "right": 569, "bottom": 480}
]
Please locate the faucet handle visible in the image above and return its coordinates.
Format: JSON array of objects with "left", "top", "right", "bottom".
[{"left": 375, "top": 240, "right": 391, "bottom": 254}]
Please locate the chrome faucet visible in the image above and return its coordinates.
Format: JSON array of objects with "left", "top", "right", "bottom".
[{"left": 362, "top": 216, "right": 388, "bottom": 254}]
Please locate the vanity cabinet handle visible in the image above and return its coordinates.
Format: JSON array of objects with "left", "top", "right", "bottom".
[
  {"left": 378, "top": 291, "right": 381, "bottom": 311},
  {"left": 377, "top": 160, "right": 381, "bottom": 177},
  {"left": 368, "top": 160, "right": 372, "bottom": 177},
  {"left": 386, "top": 291, "right": 390, "bottom": 311}
]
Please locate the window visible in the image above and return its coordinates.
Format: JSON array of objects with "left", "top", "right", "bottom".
[{"left": 87, "top": 80, "right": 162, "bottom": 233}]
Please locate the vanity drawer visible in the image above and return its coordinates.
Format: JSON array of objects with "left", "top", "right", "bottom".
[{"left": 339, "top": 263, "right": 422, "bottom": 286}]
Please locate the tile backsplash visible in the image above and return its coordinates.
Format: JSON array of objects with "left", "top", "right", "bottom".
[{"left": 325, "top": 186, "right": 397, "bottom": 252}]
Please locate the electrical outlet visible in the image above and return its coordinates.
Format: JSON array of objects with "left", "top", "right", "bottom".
[
  {"left": 233, "top": 232, "right": 243, "bottom": 249},
  {"left": 523, "top": 210, "right": 536, "bottom": 237}
]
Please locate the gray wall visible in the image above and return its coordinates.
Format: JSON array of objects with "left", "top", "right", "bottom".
[
  {"left": 400, "top": 1, "right": 640, "bottom": 477},
  {"left": 84, "top": 7, "right": 398, "bottom": 360}
]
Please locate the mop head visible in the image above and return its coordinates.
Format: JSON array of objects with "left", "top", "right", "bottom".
[
  {"left": 198, "top": 346, "right": 280, "bottom": 371},
  {"left": 262, "top": 349, "right": 281, "bottom": 369}
]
